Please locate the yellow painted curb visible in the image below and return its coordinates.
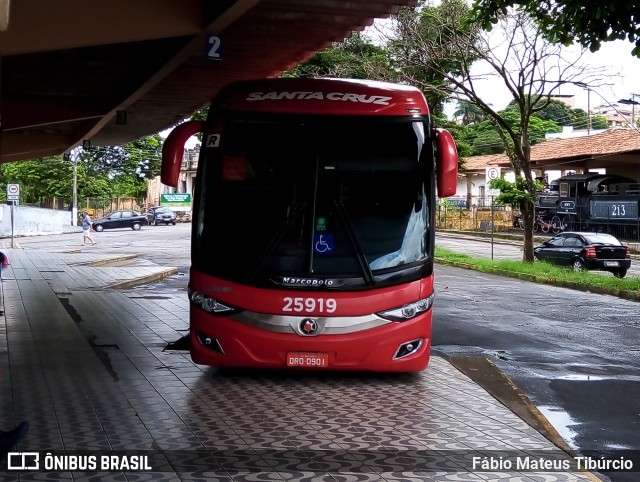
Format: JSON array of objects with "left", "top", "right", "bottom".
[
  {"left": 105, "top": 267, "right": 179, "bottom": 289},
  {"left": 71, "top": 254, "right": 138, "bottom": 267},
  {"left": 485, "top": 358, "right": 605, "bottom": 482},
  {"left": 449, "top": 356, "right": 605, "bottom": 482}
]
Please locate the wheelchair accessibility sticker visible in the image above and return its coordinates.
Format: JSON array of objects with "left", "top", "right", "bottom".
[{"left": 314, "top": 233, "right": 335, "bottom": 255}]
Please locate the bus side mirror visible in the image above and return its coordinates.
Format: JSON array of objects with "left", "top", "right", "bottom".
[
  {"left": 161, "top": 120, "right": 204, "bottom": 187},
  {"left": 435, "top": 128, "right": 458, "bottom": 198}
]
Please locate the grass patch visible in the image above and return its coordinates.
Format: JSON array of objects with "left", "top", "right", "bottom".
[{"left": 435, "top": 246, "right": 640, "bottom": 298}]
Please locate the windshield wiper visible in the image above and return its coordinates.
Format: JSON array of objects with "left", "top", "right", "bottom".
[
  {"left": 334, "top": 200, "right": 375, "bottom": 286},
  {"left": 244, "top": 204, "right": 303, "bottom": 283}
]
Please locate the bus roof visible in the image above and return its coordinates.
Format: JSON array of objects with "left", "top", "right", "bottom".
[{"left": 213, "top": 77, "right": 430, "bottom": 116}]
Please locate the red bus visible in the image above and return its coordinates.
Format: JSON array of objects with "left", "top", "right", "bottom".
[{"left": 161, "top": 78, "right": 458, "bottom": 372}]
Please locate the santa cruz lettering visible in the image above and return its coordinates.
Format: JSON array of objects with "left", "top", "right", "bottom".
[{"left": 245, "top": 91, "right": 391, "bottom": 105}]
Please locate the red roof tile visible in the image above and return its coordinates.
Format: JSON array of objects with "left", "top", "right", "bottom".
[{"left": 461, "top": 128, "right": 640, "bottom": 172}]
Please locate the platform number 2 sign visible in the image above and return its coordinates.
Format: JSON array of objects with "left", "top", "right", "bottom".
[{"left": 206, "top": 35, "right": 223, "bottom": 60}]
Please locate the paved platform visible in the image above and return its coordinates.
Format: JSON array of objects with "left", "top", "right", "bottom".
[{"left": 0, "top": 246, "right": 603, "bottom": 481}]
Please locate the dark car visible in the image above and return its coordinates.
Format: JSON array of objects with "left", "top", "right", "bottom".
[
  {"left": 92, "top": 210, "right": 146, "bottom": 232},
  {"left": 146, "top": 206, "right": 177, "bottom": 226},
  {"left": 534, "top": 231, "right": 631, "bottom": 278}
]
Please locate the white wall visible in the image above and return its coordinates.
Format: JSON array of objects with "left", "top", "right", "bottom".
[{"left": 0, "top": 205, "right": 71, "bottom": 237}]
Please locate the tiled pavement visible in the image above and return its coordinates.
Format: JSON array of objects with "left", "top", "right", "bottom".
[{"left": 0, "top": 247, "right": 601, "bottom": 481}]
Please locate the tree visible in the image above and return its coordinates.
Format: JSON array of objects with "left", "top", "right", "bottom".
[
  {"left": 287, "top": 33, "right": 396, "bottom": 82},
  {"left": 386, "top": 0, "right": 605, "bottom": 261},
  {"left": 0, "top": 156, "right": 115, "bottom": 204},
  {"left": 591, "top": 114, "right": 610, "bottom": 130},
  {"left": 465, "top": 111, "right": 560, "bottom": 156},
  {"left": 78, "top": 134, "right": 163, "bottom": 198},
  {"left": 489, "top": 176, "right": 544, "bottom": 213},
  {"left": 0, "top": 157, "right": 73, "bottom": 204},
  {"left": 454, "top": 100, "right": 489, "bottom": 125},
  {"left": 471, "top": 0, "right": 640, "bottom": 57},
  {"left": 505, "top": 98, "right": 575, "bottom": 125}
]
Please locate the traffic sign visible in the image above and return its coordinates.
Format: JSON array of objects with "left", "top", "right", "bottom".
[
  {"left": 7, "top": 183, "right": 19, "bottom": 200},
  {"left": 486, "top": 167, "right": 500, "bottom": 180},
  {"left": 485, "top": 167, "right": 501, "bottom": 196}
]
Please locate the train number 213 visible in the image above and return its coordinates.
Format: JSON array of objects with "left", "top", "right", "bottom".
[{"left": 611, "top": 204, "right": 627, "bottom": 217}]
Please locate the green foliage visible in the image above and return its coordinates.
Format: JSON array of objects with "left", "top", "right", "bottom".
[
  {"left": 590, "top": 114, "right": 609, "bottom": 129},
  {"left": 0, "top": 134, "right": 163, "bottom": 204},
  {"left": 80, "top": 134, "right": 162, "bottom": 181},
  {"left": 529, "top": 99, "right": 574, "bottom": 125},
  {"left": 433, "top": 115, "right": 472, "bottom": 161},
  {"left": 454, "top": 100, "right": 489, "bottom": 125},
  {"left": 503, "top": 99, "right": 613, "bottom": 132},
  {"left": 389, "top": 0, "right": 478, "bottom": 114},
  {"left": 461, "top": 111, "right": 561, "bottom": 156},
  {"left": 0, "top": 157, "right": 73, "bottom": 204},
  {"left": 435, "top": 246, "right": 640, "bottom": 294},
  {"left": 287, "top": 34, "right": 396, "bottom": 83},
  {"left": 488, "top": 176, "right": 543, "bottom": 206},
  {"left": 470, "top": 0, "right": 640, "bottom": 57}
]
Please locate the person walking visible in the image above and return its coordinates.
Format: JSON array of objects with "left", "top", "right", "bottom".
[
  {"left": 82, "top": 210, "right": 97, "bottom": 246},
  {"left": 0, "top": 421, "right": 29, "bottom": 456}
]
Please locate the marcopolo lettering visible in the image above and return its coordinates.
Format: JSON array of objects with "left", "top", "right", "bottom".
[
  {"left": 245, "top": 91, "right": 391, "bottom": 105},
  {"left": 281, "top": 277, "right": 334, "bottom": 286}
]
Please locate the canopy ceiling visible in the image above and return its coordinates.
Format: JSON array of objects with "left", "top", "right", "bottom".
[{"left": 0, "top": 0, "right": 414, "bottom": 163}]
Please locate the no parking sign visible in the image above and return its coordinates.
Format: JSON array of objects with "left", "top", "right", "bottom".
[
  {"left": 7, "top": 183, "right": 19, "bottom": 201},
  {"left": 485, "top": 167, "right": 501, "bottom": 195}
]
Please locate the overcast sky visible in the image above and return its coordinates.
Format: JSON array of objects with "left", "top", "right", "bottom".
[{"left": 451, "top": 39, "right": 640, "bottom": 114}]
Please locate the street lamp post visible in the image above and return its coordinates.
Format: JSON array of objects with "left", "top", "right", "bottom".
[
  {"left": 73, "top": 156, "right": 78, "bottom": 226},
  {"left": 65, "top": 149, "right": 79, "bottom": 226},
  {"left": 574, "top": 82, "right": 640, "bottom": 134},
  {"left": 574, "top": 82, "right": 591, "bottom": 135},
  {"left": 618, "top": 93, "right": 640, "bottom": 127},
  {"left": 587, "top": 88, "right": 591, "bottom": 135}
]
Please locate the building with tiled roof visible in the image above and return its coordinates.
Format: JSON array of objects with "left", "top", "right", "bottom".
[{"left": 451, "top": 128, "right": 640, "bottom": 208}]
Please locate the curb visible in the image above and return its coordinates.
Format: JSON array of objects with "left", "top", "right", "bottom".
[
  {"left": 105, "top": 267, "right": 179, "bottom": 289},
  {"left": 444, "top": 355, "right": 604, "bottom": 482},
  {"left": 0, "top": 241, "right": 22, "bottom": 249},
  {"left": 71, "top": 254, "right": 138, "bottom": 267},
  {"left": 435, "top": 257, "right": 640, "bottom": 303}
]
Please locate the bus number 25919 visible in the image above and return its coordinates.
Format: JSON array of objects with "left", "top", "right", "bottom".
[{"left": 282, "top": 297, "right": 337, "bottom": 313}]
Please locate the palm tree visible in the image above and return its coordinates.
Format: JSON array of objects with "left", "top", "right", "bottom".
[{"left": 454, "top": 100, "right": 488, "bottom": 125}]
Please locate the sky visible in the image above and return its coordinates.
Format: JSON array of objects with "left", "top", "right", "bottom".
[
  {"left": 448, "top": 39, "right": 640, "bottom": 115},
  {"left": 169, "top": 35, "right": 640, "bottom": 147}
]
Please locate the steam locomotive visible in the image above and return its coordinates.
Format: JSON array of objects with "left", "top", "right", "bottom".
[{"left": 534, "top": 173, "right": 640, "bottom": 240}]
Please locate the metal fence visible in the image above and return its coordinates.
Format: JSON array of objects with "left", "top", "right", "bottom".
[
  {"left": 436, "top": 201, "right": 513, "bottom": 232},
  {"left": 437, "top": 199, "right": 640, "bottom": 243},
  {"left": 443, "top": 195, "right": 506, "bottom": 209},
  {"left": 22, "top": 196, "right": 146, "bottom": 219}
]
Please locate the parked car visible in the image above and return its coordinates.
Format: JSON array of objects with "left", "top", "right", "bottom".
[
  {"left": 534, "top": 231, "right": 631, "bottom": 278},
  {"left": 146, "top": 206, "right": 177, "bottom": 226},
  {"left": 92, "top": 210, "right": 146, "bottom": 232}
]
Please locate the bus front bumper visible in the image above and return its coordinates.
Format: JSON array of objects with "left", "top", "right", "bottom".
[{"left": 189, "top": 309, "right": 431, "bottom": 372}]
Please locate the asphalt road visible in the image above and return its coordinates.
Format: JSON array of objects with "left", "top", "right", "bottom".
[
  {"left": 432, "top": 233, "right": 640, "bottom": 482},
  {"left": 15, "top": 225, "right": 640, "bottom": 481}
]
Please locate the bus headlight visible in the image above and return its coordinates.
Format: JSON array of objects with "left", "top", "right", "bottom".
[
  {"left": 188, "top": 288, "right": 240, "bottom": 315},
  {"left": 377, "top": 294, "right": 434, "bottom": 321}
]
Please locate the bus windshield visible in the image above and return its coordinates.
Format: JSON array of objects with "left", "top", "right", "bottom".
[{"left": 193, "top": 114, "right": 433, "bottom": 290}]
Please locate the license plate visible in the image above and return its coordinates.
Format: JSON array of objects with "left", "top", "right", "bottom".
[
  {"left": 604, "top": 261, "right": 619, "bottom": 267},
  {"left": 287, "top": 352, "right": 329, "bottom": 368}
]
